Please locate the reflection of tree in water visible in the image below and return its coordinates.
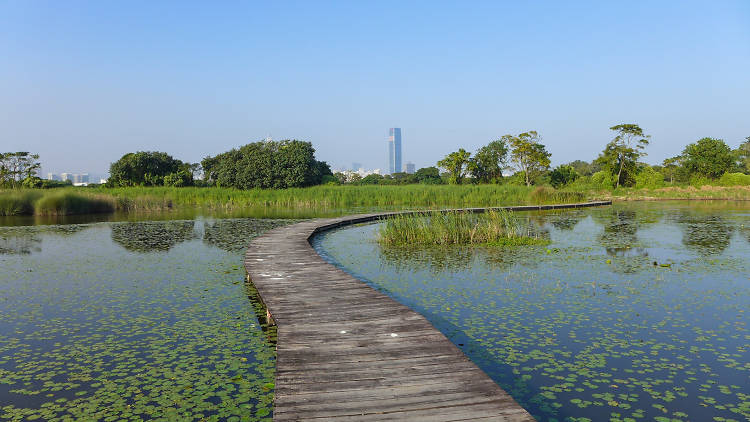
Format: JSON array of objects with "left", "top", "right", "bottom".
[
  {"left": 0, "top": 225, "right": 90, "bottom": 255},
  {"left": 111, "top": 221, "right": 196, "bottom": 252},
  {"left": 742, "top": 225, "right": 750, "bottom": 246},
  {"left": 678, "top": 214, "right": 734, "bottom": 255},
  {"left": 545, "top": 212, "right": 583, "bottom": 231},
  {"left": 203, "top": 219, "right": 292, "bottom": 252},
  {"left": 592, "top": 209, "right": 654, "bottom": 273},
  {"left": 482, "top": 246, "right": 544, "bottom": 271},
  {"left": 0, "top": 230, "right": 41, "bottom": 255},
  {"left": 378, "top": 245, "right": 474, "bottom": 274}
]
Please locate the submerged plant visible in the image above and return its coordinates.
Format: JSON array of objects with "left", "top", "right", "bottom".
[{"left": 378, "top": 209, "right": 549, "bottom": 246}]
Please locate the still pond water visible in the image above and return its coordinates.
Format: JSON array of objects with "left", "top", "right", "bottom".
[
  {"left": 314, "top": 202, "right": 749, "bottom": 422},
  {"left": 0, "top": 217, "right": 292, "bottom": 421}
]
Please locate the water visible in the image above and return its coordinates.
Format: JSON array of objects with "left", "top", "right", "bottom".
[
  {"left": 314, "top": 202, "right": 750, "bottom": 422},
  {"left": 0, "top": 217, "right": 292, "bottom": 421}
]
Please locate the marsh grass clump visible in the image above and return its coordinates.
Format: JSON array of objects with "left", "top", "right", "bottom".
[
  {"left": 33, "top": 191, "right": 115, "bottom": 215},
  {"left": 0, "top": 191, "right": 41, "bottom": 216},
  {"left": 378, "top": 209, "right": 549, "bottom": 246}
]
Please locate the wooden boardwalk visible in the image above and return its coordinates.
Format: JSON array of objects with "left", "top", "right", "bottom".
[{"left": 244, "top": 202, "right": 611, "bottom": 421}]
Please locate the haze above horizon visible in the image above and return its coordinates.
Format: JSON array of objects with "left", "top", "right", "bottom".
[{"left": 1, "top": 1, "right": 749, "bottom": 176}]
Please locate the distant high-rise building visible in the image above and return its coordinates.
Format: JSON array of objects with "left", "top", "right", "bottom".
[
  {"left": 47, "top": 173, "right": 59, "bottom": 181},
  {"left": 60, "top": 173, "right": 72, "bottom": 182},
  {"left": 352, "top": 162, "right": 362, "bottom": 171},
  {"left": 405, "top": 162, "right": 415, "bottom": 174},
  {"left": 388, "top": 128, "right": 402, "bottom": 174}
]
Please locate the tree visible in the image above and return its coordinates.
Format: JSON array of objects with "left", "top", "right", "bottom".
[
  {"left": 682, "top": 137, "right": 734, "bottom": 179},
  {"left": 736, "top": 137, "right": 750, "bottom": 174},
  {"left": 201, "top": 140, "right": 331, "bottom": 189},
  {"left": 414, "top": 166, "right": 443, "bottom": 184},
  {"left": 549, "top": 165, "right": 579, "bottom": 188},
  {"left": 108, "top": 151, "right": 191, "bottom": 187},
  {"left": 359, "top": 173, "right": 384, "bottom": 185},
  {"left": 437, "top": 149, "right": 471, "bottom": 184},
  {"left": 508, "top": 131, "right": 551, "bottom": 186},
  {"left": 661, "top": 156, "right": 681, "bottom": 184},
  {"left": 596, "top": 124, "right": 650, "bottom": 188},
  {"left": 567, "top": 160, "right": 600, "bottom": 177},
  {"left": 468, "top": 139, "right": 508, "bottom": 183},
  {"left": 0, "top": 152, "right": 41, "bottom": 188}
]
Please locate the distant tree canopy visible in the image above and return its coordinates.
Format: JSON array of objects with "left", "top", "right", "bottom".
[
  {"left": 596, "top": 124, "right": 650, "bottom": 188},
  {"left": 108, "top": 151, "right": 194, "bottom": 187},
  {"left": 0, "top": 152, "right": 41, "bottom": 188},
  {"left": 414, "top": 166, "right": 443, "bottom": 184},
  {"left": 468, "top": 139, "right": 508, "bottom": 183},
  {"left": 681, "top": 137, "right": 734, "bottom": 179},
  {"left": 437, "top": 149, "right": 471, "bottom": 185},
  {"left": 507, "top": 131, "right": 551, "bottom": 186},
  {"left": 566, "top": 160, "right": 600, "bottom": 177},
  {"left": 201, "top": 140, "right": 331, "bottom": 189},
  {"left": 549, "top": 165, "right": 579, "bottom": 188},
  {"left": 735, "top": 137, "right": 750, "bottom": 174}
]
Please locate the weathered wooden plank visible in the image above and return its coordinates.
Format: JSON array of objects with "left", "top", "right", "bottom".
[{"left": 244, "top": 202, "right": 611, "bottom": 421}]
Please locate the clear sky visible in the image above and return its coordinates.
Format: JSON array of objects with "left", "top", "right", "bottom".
[{"left": 1, "top": 1, "right": 749, "bottom": 176}]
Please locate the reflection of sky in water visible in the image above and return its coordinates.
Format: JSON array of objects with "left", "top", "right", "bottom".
[
  {"left": 314, "top": 202, "right": 750, "bottom": 422},
  {"left": 0, "top": 218, "right": 289, "bottom": 420}
]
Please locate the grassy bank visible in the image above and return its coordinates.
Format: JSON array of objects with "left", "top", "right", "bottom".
[
  {"left": 0, "top": 185, "right": 586, "bottom": 216},
  {"left": 600, "top": 185, "right": 750, "bottom": 201},
  {"left": 2, "top": 183, "right": 748, "bottom": 218},
  {"left": 378, "top": 210, "right": 548, "bottom": 246}
]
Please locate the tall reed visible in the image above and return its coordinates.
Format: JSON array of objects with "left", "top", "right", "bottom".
[
  {"left": 378, "top": 209, "right": 548, "bottom": 246},
  {"left": 0, "top": 191, "right": 42, "bottom": 216},
  {"left": 33, "top": 191, "right": 115, "bottom": 216}
]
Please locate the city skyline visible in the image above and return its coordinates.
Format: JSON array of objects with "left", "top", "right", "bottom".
[{"left": 1, "top": 2, "right": 748, "bottom": 175}]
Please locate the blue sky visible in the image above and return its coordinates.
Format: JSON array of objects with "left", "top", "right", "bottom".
[{"left": 1, "top": 1, "right": 749, "bottom": 176}]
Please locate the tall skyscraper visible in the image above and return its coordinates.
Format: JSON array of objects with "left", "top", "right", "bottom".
[{"left": 388, "top": 128, "right": 402, "bottom": 174}]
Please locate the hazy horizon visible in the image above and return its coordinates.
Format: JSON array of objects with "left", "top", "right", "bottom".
[{"left": 2, "top": 1, "right": 749, "bottom": 176}]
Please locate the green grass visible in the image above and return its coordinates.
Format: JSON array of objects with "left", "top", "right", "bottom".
[
  {"left": 0, "top": 191, "right": 42, "bottom": 216},
  {"left": 96, "top": 184, "right": 586, "bottom": 210},
  {"left": 0, "top": 190, "right": 114, "bottom": 216},
  {"left": 2, "top": 181, "right": 748, "bottom": 218},
  {"left": 33, "top": 191, "right": 115, "bottom": 216},
  {"left": 0, "top": 185, "right": 590, "bottom": 217},
  {"left": 378, "top": 209, "right": 549, "bottom": 246}
]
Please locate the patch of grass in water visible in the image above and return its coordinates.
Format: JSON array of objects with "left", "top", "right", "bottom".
[
  {"left": 378, "top": 209, "right": 549, "bottom": 246},
  {"left": 33, "top": 191, "right": 115, "bottom": 215}
]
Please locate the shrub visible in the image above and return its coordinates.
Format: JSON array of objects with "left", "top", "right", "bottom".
[
  {"left": 549, "top": 165, "right": 579, "bottom": 188},
  {"left": 718, "top": 172, "right": 750, "bottom": 186},
  {"left": 635, "top": 166, "right": 664, "bottom": 189},
  {"left": 591, "top": 171, "right": 614, "bottom": 188}
]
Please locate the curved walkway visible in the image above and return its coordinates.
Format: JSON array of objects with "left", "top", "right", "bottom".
[{"left": 244, "top": 201, "right": 611, "bottom": 421}]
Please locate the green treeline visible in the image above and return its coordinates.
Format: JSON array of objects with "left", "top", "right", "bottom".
[{"left": 428, "top": 126, "right": 750, "bottom": 189}]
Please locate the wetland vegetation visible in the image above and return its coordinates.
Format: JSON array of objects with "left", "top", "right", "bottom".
[
  {"left": 316, "top": 201, "right": 750, "bottom": 422},
  {"left": 378, "top": 209, "right": 549, "bottom": 246},
  {"left": 0, "top": 217, "right": 292, "bottom": 421}
]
